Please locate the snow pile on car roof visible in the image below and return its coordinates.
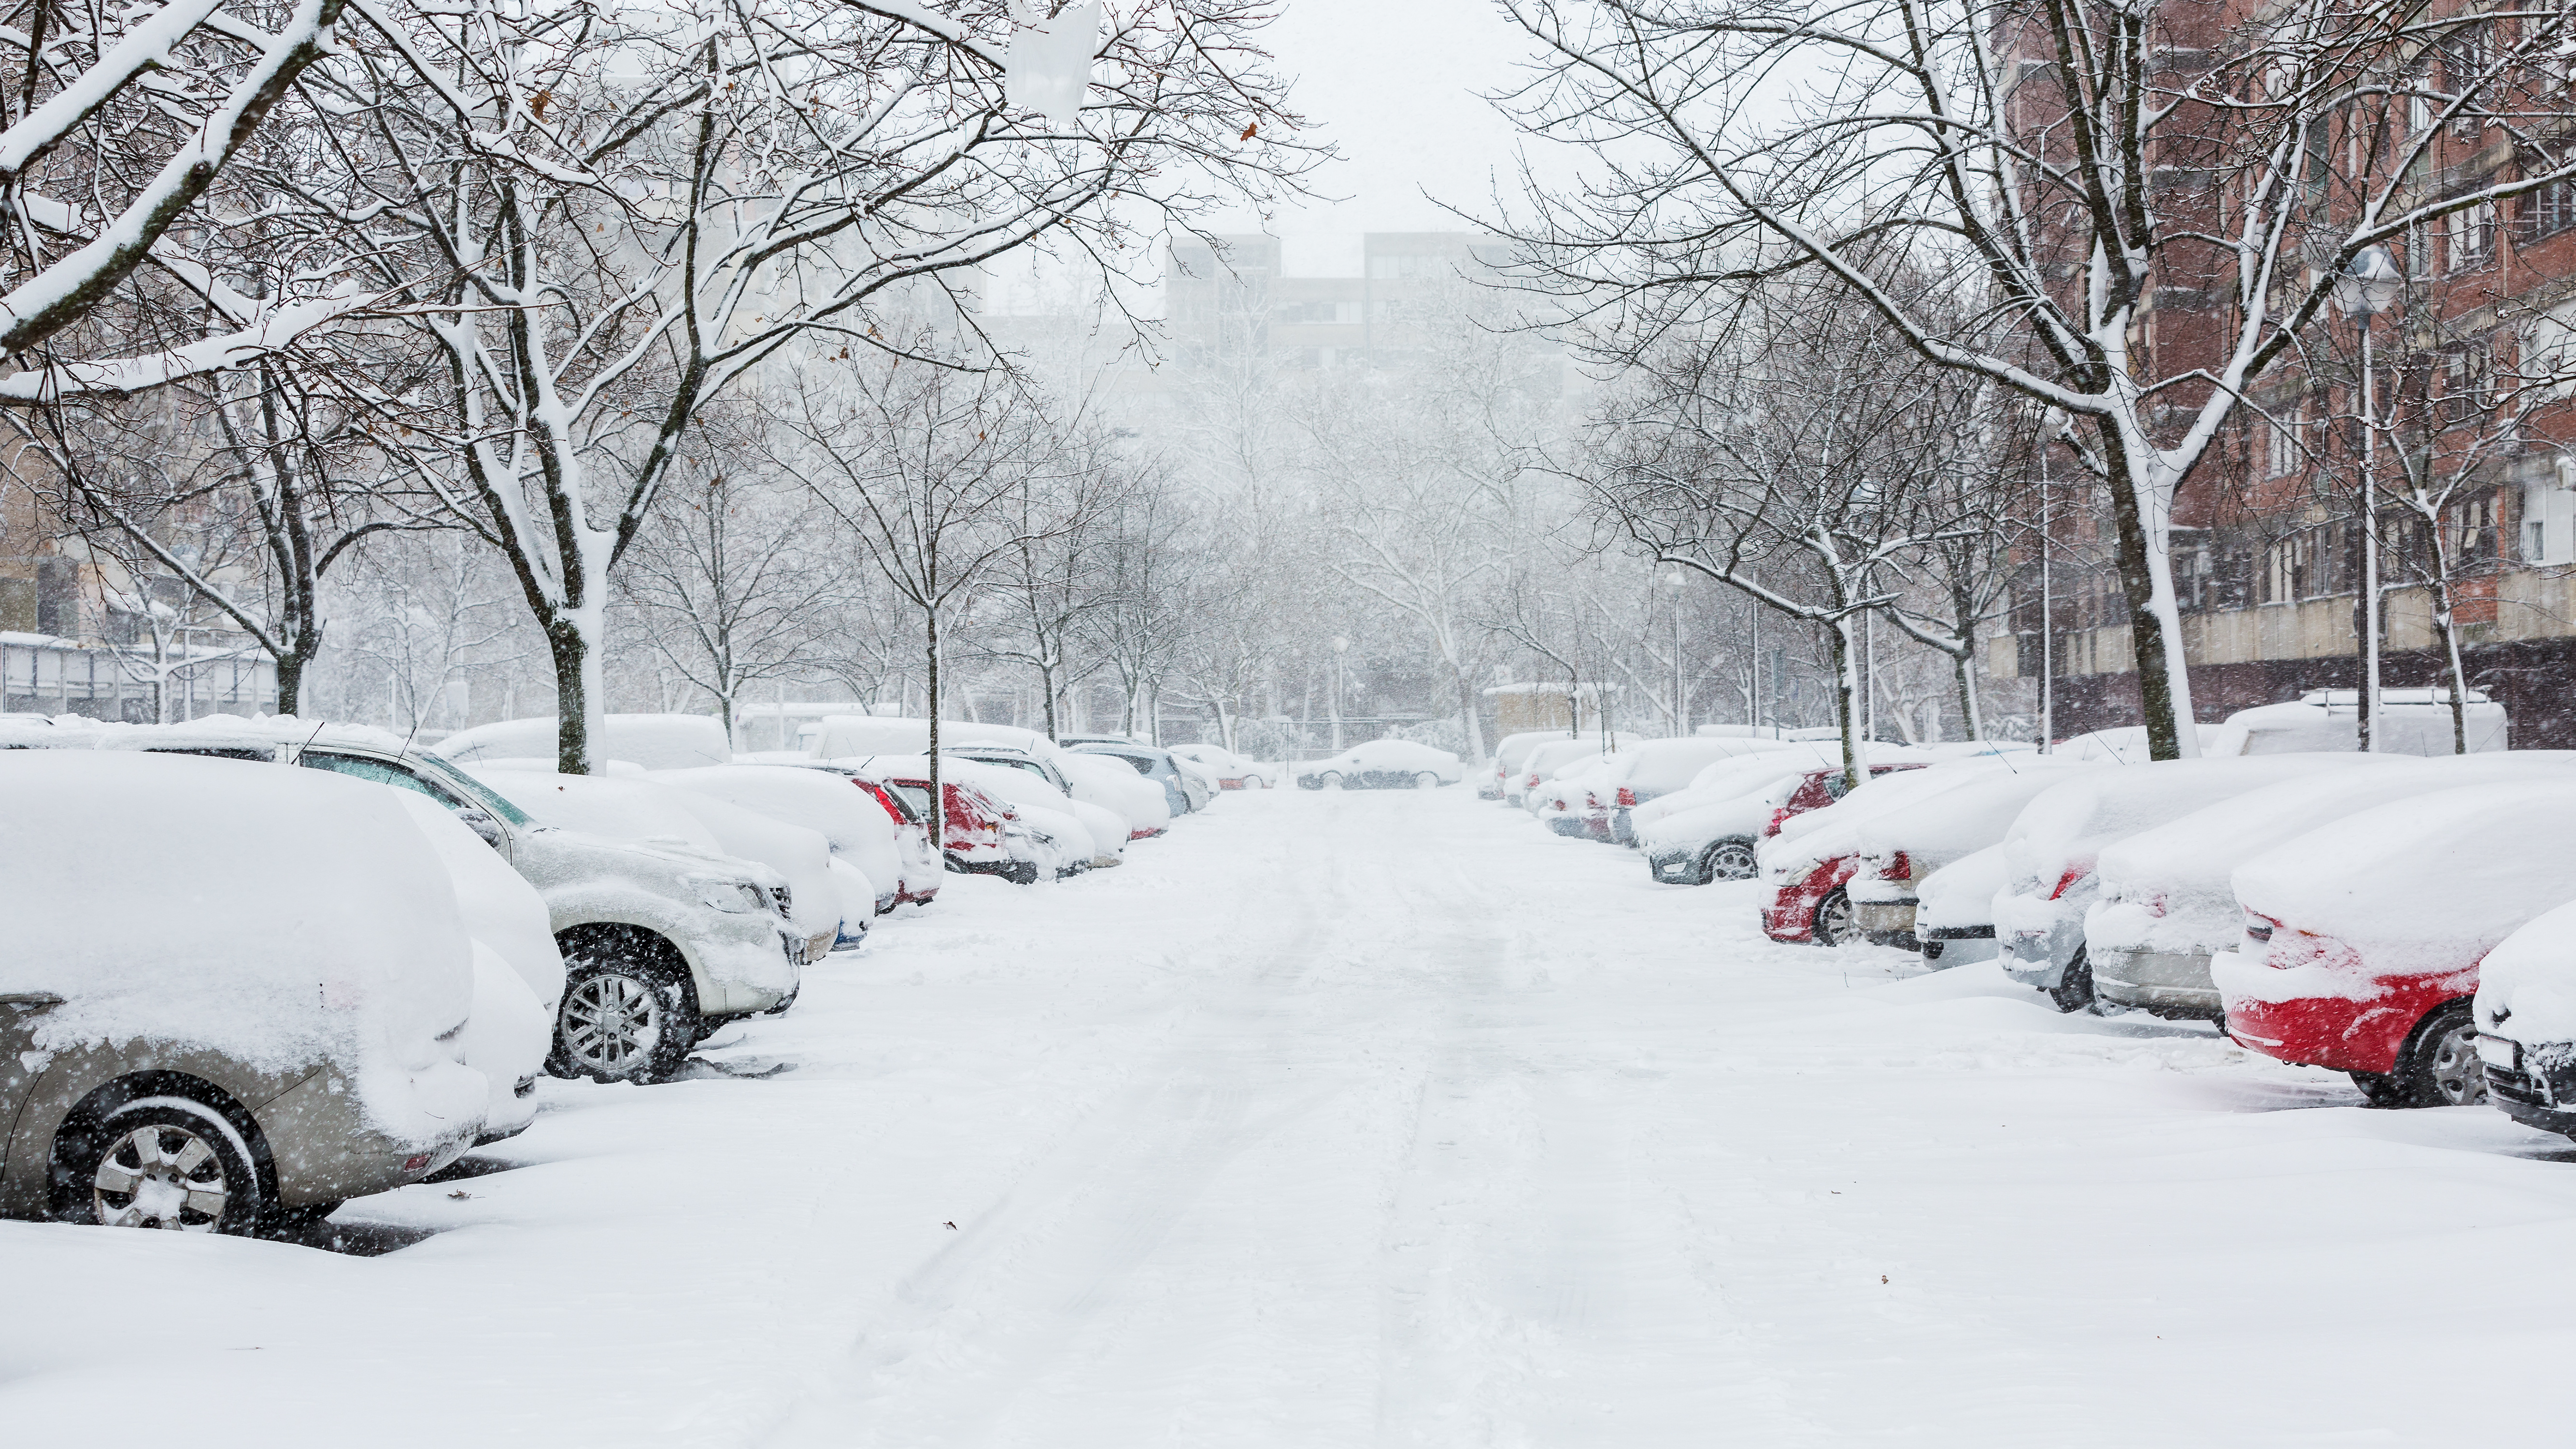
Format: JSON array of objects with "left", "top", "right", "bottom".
[
  {"left": 1850, "top": 758, "right": 2101, "bottom": 876},
  {"left": 2001, "top": 754, "right": 2383, "bottom": 904},
  {"left": 435, "top": 714, "right": 732, "bottom": 770},
  {"left": 0, "top": 751, "right": 487, "bottom": 1150},
  {"left": 2091, "top": 754, "right": 2576, "bottom": 959},
  {"left": 653, "top": 765, "right": 900, "bottom": 909},
  {"left": 2222, "top": 780, "right": 2576, "bottom": 998},
  {"left": 2476, "top": 898, "right": 2576, "bottom": 1047}
]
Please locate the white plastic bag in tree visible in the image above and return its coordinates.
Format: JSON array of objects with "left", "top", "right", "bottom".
[{"left": 1007, "top": 1, "right": 1100, "bottom": 128}]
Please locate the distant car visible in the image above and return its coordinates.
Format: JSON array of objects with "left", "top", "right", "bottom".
[
  {"left": 1591, "top": 737, "right": 1804, "bottom": 843},
  {"left": 837, "top": 755, "right": 1045, "bottom": 885},
  {"left": 1500, "top": 732, "right": 1638, "bottom": 806},
  {"left": 1843, "top": 760, "right": 2100, "bottom": 950},
  {"left": 433, "top": 712, "right": 733, "bottom": 770},
  {"left": 1168, "top": 742, "right": 1276, "bottom": 790},
  {"left": 1993, "top": 755, "right": 2381, "bottom": 1011},
  {"left": 2219, "top": 781, "right": 2576, "bottom": 1107},
  {"left": 0, "top": 752, "right": 489, "bottom": 1233},
  {"left": 1635, "top": 751, "right": 1910, "bottom": 885},
  {"left": 1295, "top": 739, "right": 1466, "bottom": 790}
]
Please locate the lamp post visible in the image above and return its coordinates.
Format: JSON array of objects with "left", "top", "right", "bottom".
[
  {"left": 1660, "top": 564, "right": 1690, "bottom": 732},
  {"left": 1329, "top": 635, "right": 1349, "bottom": 753},
  {"left": 2332, "top": 244, "right": 2404, "bottom": 753}
]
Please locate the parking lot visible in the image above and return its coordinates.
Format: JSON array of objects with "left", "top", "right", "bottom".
[{"left": 9, "top": 784, "right": 2575, "bottom": 1447}]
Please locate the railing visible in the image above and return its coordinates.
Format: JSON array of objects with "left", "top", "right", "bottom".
[{"left": 0, "top": 635, "right": 277, "bottom": 721}]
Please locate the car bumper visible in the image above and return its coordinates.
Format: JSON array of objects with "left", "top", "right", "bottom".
[
  {"left": 2484, "top": 1040, "right": 2576, "bottom": 1134},
  {"left": 1919, "top": 926, "right": 1997, "bottom": 966},
  {"left": 1854, "top": 900, "right": 1917, "bottom": 947},
  {"left": 1997, "top": 920, "right": 2083, "bottom": 990},
  {"left": 260, "top": 1073, "right": 477, "bottom": 1208},
  {"left": 1647, "top": 848, "right": 1702, "bottom": 884},
  {"left": 2093, "top": 949, "right": 2221, "bottom": 1019},
  {"left": 2221, "top": 975, "right": 2459, "bottom": 1075}
]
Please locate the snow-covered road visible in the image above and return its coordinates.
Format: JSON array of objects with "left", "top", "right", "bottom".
[{"left": 11, "top": 785, "right": 2576, "bottom": 1446}]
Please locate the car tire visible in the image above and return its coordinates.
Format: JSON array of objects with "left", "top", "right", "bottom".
[
  {"left": 1414, "top": 771, "right": 1440, "bottom": 789},
  {"left": 2044, "top": 949, "right": 2096, "bottom": 1014},
  {"left": 61, "top": 1098, "right": 270, "bottom": 1233},
  {"left": 549, "top": 925, "right": 701, "bottom": 1085},
  {"left": 2348, "top": 1071, "right": 2407, "bottom": 1108},
  {"left": 1812, "top": 888, "right": 1856, "bottom": 947},
  {"left": 1704, "top": 840, "right": 1759, "bottom": 883},
  {"left": 1319, "top": 772, "right": 1344, "bottom": 790},
  {"left": 2395, "top": 1002, "right": 2487, "bottom": 1108}
]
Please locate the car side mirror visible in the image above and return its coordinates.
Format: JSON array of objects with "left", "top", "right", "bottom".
[
  {"left": 453, "top": 807, "right": 505, "bottom": 849},
  {"left": 0, "top": 991, "right": 65, "bottom": 1011}
]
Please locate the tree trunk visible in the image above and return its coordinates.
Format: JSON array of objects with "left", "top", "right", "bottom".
[
  {"left": 2100, "top": 428, "right": 2198, "bottom": 760},
  {"left": 2430, "top": 575, "right": 2473, "bottom": 755},
  {"left": 925, "top": 605, "right": 944, "bottom": 854},
  {"left": 276, "top": 652, "right": 306, "bottom": 719},
  {"left": 1456, "top": 667, "right": 1486, "bottom": 762},
  {"left": 1828, "top": 616, "right": 1865, "bottom": 791},
  {"left": 547, "top": 614, "right": 594, "bottom": 775}
]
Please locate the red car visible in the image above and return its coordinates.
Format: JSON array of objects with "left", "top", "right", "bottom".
[
  {"left": 1753, "top": 764, "right": 1925, "bottom": 944},
  {"left": 2216, "top": 781, "right": 2576, "bottom": 1107},
  {"left": 874, "top": 772, "right": 1038, "bottom": 886}
]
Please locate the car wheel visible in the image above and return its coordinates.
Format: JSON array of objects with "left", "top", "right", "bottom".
[
  {"left": 549, "top": 926, "right": 700, "bottom": 1085},
  {"left": 1414, "top": 771, "right": 1440, "bottom": 789},
  {"left": 1320, "top": 772, "right": 1344, "bottom": 790},
  {"left": 1704, "top": 840, "right": 1759, "bottom": 883},
  {"left": 2044, "top": 949, "right": 2096, "bottom": 1014},
  {"left": 1812, "top": 888, "right": 1856, "bottom": 947},
  {"left": 65, "top": 1099, "right": 268, "bottom": 1233},
  {"left": 2397, "top": 1004, "right": 2486, "bottom": 1108},
  {"left": 2348, "top": 1071, "right": 2407, "bottom": 1108}
]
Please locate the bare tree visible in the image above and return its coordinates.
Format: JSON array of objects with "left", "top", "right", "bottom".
[{"left": 1485, "top": 0, "right": 2576, "bottom": 758}]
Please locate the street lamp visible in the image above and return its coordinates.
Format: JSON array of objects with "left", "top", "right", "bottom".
[
  {"left": 2332, "top": 243, "right": 2404, "bottom": 753},
  {"left": 1660, "top": 564, "right": 1690, "bottom": 732},
  {"left": 1329, "top": 635, "right": 1349, "bottom": 753}
]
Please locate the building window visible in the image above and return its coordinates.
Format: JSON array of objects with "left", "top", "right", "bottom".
[
  {"left": 2523, "top": 177, "right": 2576, "bottom": 240},
  {"left": 2266, "top": 408, "right": 2306, "bottom": 477},
  {"left": 2445, "top": 492, "right": 2500, "bottom": 564},
  {"left": 2451, "top": 199, "right": 2498, "bottom": 271},
  {"left": 2525, "top": 483, "right": 2576, "bottom": 564}
]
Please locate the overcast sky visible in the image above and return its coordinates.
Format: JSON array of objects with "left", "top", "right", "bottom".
[{"left": 1210, "top": 0, "right": 1554, "bottom": 272}]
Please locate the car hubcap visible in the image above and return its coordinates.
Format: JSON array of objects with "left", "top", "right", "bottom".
[
  {"left": 564, "top": 973, "right": 662, "bottom": 1070},
  {"left": 1710, "top": 845, "right": 1757, "bottom": 881},
  {"left": 1817, "top": 896, "right": 1853, "bottom": 944},
  {"left": 93, "top": 1124, "right": 229, "bottom": 1230},
  {"left": 2425, "top": 1022, "right": 2487, "bottom": 1105}
]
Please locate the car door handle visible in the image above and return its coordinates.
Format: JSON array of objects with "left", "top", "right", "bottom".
[{"left": 0, "top": 992, "right": 65, "bottom": 1009}]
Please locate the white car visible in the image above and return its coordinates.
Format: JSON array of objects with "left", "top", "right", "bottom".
[
  {"left": 1913, "top": 843, "right": 2013, "bottom": 966},
  {"left": 1168, "top": 742, "right": 1276, "bottom": 790},
  {"left": 1639, "top": 747, "right": 1935, "bottom": 885},
  {"left": 1843, "top": 758, "right": 2102, "bottom": 950},
  {"left": 1295, "top": 739, "right": 1466, "bottom": 789},
  {"left": 1057, "top": 749, "right": 1175, "bottom": 838},
  {"left": 940, "top": 757, "right": 1118, "bottom": 871},
  {"left": 1992, "top": 754, "right": 2385, "bottom": 1011},
  {"left": 1598, "top": 736, "right": 1803, "bottom": 842},
  {"left": 1498, "top": 731, "right": 1638, "bottom": 805},
  {"left": 652, "top": 764, "right": 904, "bottom": 921}
]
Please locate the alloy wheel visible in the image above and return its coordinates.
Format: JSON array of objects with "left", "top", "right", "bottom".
[
  {"left": 92, "top": 1123, "right": 230, "bottom": 1230},
  {"left": 2418, "top": 1017, "right": 2488, "bottom": 1106},
  {"left": 1813, "top": 891, "right": 1856, "bottom": 947},
  {"left": 562, "top": 972, "right": 663, "bottom": 1072},
  {"left": 1707, "top": 842, "right": 1759, "bottom": 882}
]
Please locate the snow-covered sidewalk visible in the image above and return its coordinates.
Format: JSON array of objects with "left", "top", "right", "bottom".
[{"left": 7, "top": 786, "right": 2571, "bottom": 1446}]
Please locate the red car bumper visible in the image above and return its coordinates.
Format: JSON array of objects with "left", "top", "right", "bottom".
[
  {"left": 1762, "top": 857, "right": 1854, "bottom": 943},
  {"left": 2223, "top": 972, "right": 2466, "bottom": 1076}
]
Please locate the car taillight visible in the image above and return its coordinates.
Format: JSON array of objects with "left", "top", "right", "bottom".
[
  {"left": 1526, "top": 773, "right": 1541, "bottom": 787},
  {"left": 2141, "top": 892, "right": 2166, "bottom": 918},
  {"left": 2047, "top": 867, "right": 2089, "bottom": 901},
  {"left": 1616, "top": 786, "right": 1636, "bottom": 807},
  {"left": 1764, "top": 806, "right": 1789, "bottom": 837},
  {"left": 1875, "top": 851, "right": 1910, "bottom": 882}
]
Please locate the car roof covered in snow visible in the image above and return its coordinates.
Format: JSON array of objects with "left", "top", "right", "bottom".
[
  {"left": 2000, "top": 753, "right": 2388, "bottom": 899},
  {"left": 434, "top": 714, "right": 732, "bottom": 771}
]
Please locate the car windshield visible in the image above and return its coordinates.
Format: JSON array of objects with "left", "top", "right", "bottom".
[
  {"left": 412, "top": 752, "right": 535, "bottom": 826},
  {"left": 886, "top": 782, "right": 933, "bottom": 816}
]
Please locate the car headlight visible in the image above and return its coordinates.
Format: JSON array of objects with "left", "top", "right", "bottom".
[{"left": 689, "top": 875, "right": 766, "bottom": 914}]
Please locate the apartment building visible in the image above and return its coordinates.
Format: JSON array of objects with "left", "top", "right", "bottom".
[
  {"left": 1165, "top": 231, "right": 1537, "bottom": 370},
  {"left": 1987, "top": 5, "right": 2576, "bottom": 746}
]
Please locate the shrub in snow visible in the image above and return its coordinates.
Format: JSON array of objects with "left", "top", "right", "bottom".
[{"left": 0, "top": 752, "right": 488, "bottom": 1151}]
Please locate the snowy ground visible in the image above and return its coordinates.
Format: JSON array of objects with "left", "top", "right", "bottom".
[{"left": 9, "top": 785, "right": 2576, "bottom": 1446}]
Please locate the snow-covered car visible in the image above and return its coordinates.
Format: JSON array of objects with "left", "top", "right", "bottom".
[
  {"left": 1992, "top": 754, "right": 2382, "bottom": 1011},
  {"left": 2217, "top": 780, "right": 2576, "bottom": 1107},
  {"left": 1500, "top": 731, "right": 1637, "bottom": 805},
  {"left": 1295, "top": 739, "right": 1466, "bottom": 790},
  {"left": 2086, "top": 754, "right": 2576, "bottom": 1021},
  {"left": 1756, "top": 758, "right": 1996, "bottom": 945},
  {"left": 65, "top": 716, "right": 806, "bottom": 1086},
  {"left": 1596, "top": 736, "right": 1801, "bottom": 843},
  {"left": 1841, "top": 758, "right": 2103, "bottom": 949},
  {"left": 1076, "top": 741, "right": 1206, "bottom": 816},
  {"left": 2472, "top": 899, "right": 2576, "bottom": 1136},
  {"left": 1635, "top": 748, "right": 1907, "bottom": 885},
  {"left": 945, "top": 746, "right": 1134, "bottom": 857},
  {"left": 1058, "top": 749, "right": 1177, "bottom": 837},
  {"left": 1533, "top": 753, "right": 1626, "bottom": 837},
  {"left": 651, "top": 764, "right": 906, "bottom": 917},
  {"left": 434, "top": 712, "right": 733, "bottom": 770},
  {"left": 835, "top": 754, "right": 1048, "bottom": 884},
  {"left": 1168, "top": 742, "right": 1275, "bottom": 790},
  {"left": 2224, "top": 689, "right": 2508, "bottom": 755},
  {"left": 0, "top": 752, "right": 489, "bottom": 1233},
  {"left": 941, "top": 757, "right": 1112, "bottom": 873},
  {"left": 1914, "top": 843, "right": 2013, "bottom": 966},
  {"left": 814, "top": 715, "right": 1063, "bottom": 763},
  {"left": 1485, "top": 730, "right": 1560, "bottom": 800}
]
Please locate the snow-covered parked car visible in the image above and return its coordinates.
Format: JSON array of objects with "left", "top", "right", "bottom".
[
  {"left": 1913, "top": 843, "right": 2014, "bottom": 966},
  {"left": 2225, "top": 689, "right": 2508, "bottom": 755},
  {"left": 1842, "top": 758, "right": 2103, "bottom": 950},
  {"left": 1500, "top": 731, "right": 1637, "bottom": 806},
  {"left": 1756, "top": 757, "right": 1994, "bottom": 945},
  {"left": 0, "top": 752, "right": 490, "bottom": 1233},
  {"left": 63, "top": 716, "right": 806, "bottom": 1087},
  {"left": 1168, "top": 742, "right": 1275, "bottom": 790},
  {"left": 1636, "top": 747, "right": 1904, "bottom": 885},
  {"left": 1057, "top": 749, "right": 1176, "bottom": 837},
  {"left": 1532, "top": 753, "right": 1627, "bottom": 836},
  {"left": 1075, "top": 741, "right": 1206, "bottom": 816},
  {"left": 1296, "top": 739, "right": 1466, "bottom": 790},
  {"left": 941, "top": 757, "right": 1111, "bottom": 873},
  {"left": 2085, "top": 754, "right": 2576, "bottom": 1022},
  {"left": 836, "top": 754, "right": 1051, "bottom": 884},
  {"left": 2216, "top": 780, "right": 2576, "bottom": 1107},
  {"left": 1596, "top": 736, "right": 1801, "bottom": 843},
  {"left": 944, "top": 746, "right": 1133, "bottom": 858},
  {"left": 651, "top": 764, "right": 907, "bottom": 917},
  {"left": 434, "top": 712, "right": 733, "bottom": 770},
  {"left": 1993, "top": 754, "right": 2383, "bottom": 1011},
  {"left": 2472, "top": 899, "right": 2576, "bottom": 1136}
]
